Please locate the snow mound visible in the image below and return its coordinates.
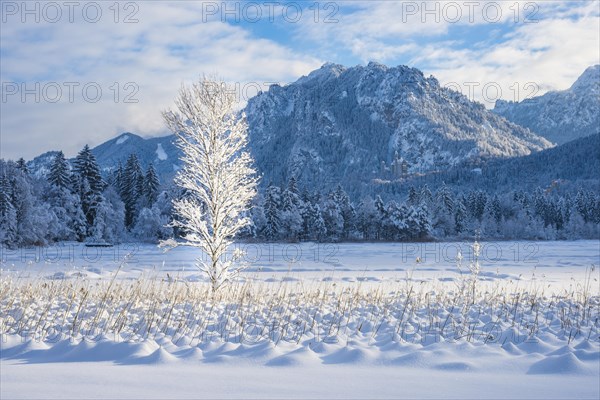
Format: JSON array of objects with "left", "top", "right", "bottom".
[
  {"left": 174, "top": 347, "right": 204, "bottom": 361},
  {"left": 125, "top": 346, "right": 178, "bottom": 365},
  {"left": 321, "top": 346, "right": 377, "bottom": 364},
  {"left": 527, "top": 353, "right": 591, "bottom": 375},
  {"left": 266, "top": 347, "right": 321, "bottom": 367}
]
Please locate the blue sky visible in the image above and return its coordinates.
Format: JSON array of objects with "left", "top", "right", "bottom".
[{"left": 1, "top": 1, "right": 599, "bottom": 160}]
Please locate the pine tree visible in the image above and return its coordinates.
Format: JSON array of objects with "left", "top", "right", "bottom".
[
  {"left": 467, "top": 190, "right": 487, "bottom": 221},
  {"left": 6, "top": 163, "right": 48, "bottom": 246},
  {"left": 287, "top": 176, "right": 299, "bottom": 197},
  {"left": 48, "top": 151, "right": 71, "bottom": 189},
  {"left": 67, "top": 191, "right": 87, "bottom": 241},
  {"left": 489, "top": 195, "right": 502, "bottom": 224},
  {"left": 0, "top": 173, "right": 17, "bottom": 246},
  {"left": 374, "top": 195, "right": 387, "bottom": 239},
  {"left": 355, "top": 198, "right": 378, "bottom": 240},
  {"left": 89, "top": 187, "right": 126, "bottom": 243},
  {"left": 553, "top": 198, "right": 565, "bottom": 231},
  {"left": 144, "top": 163, "right": 160, "bottom": 205},
  {"left": 73, "top": 145, "right": 103, "bottom": 195},
  {"left": 435, "top": 183, "right": 454, "bottom": 213},
  {"left": 420, "top": 185, "right": 433, "bottom": 207},
  {"left": 454, "top": 197, "right": 467, "bottom": 234},
  {"left": 592, "top": 194, "right": 600, "bottom": 224},
  {"left": 262, "top": 184, "right": 281, "bottom": 240},
  {"left": 115, "top": 162, "right": 125, "bottom": 198},
  {"left": 407, "top": 186, "right": 420, "bottom": 207},
  {"left": 407, "top": 203, "right": 431, "bottom": 240},
  {"left": 122, "top": 154, "right": 144, "bottom": 227},
  {"left": 322, "top": 191, "right": 344, "bottom": 240},
  {"left": 306, "top": 202, "right": 326, "bottom": 241},
  {"left": 16, "top": 158, "right": 29, "bottom": 175},
  {"left": 281, "top": 179, "right": 301, "bottom": 212},
  {"left": 79, "top": 177, "right": 96, "bottom": 230},
  {"left": 333, "top": 184, "right": 356, "bottom": 239},
  {"left": 483, "top": 195, "right": 502, "bottom": 235},
  {"left": 280, "top": 183, "right": 303, "bottom": 241},
  {"left": 433, "top": 183, "right": 455, "bottom": 236},
  {"left": 69, "top": 146, "right": 106, "bottom": 237},
  {"left": 562, "top": 194, "right": 572, "bottom": 225},
  {"left": 575, "top": 189, "right": 595, "bottom": 223},
  {"left": 387, "top": 201, "right": 408, "bottom": 240}
]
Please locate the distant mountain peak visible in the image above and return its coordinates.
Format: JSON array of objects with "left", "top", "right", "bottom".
[
  {"left": 298, "top": 62, "right": 346, "bottom": 84},
  {"left": 570, "top": 64, "right": 600, "bottom": 92},
  {"left": 366, "top": 61, "right": 388, "bottom": 69},
  {"left": 494, "top": 64, "right": 600, "bottom": 145}
]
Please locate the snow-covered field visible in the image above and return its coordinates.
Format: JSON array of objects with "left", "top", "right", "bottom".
[
  {"left": 1, "top": 241, "right": 599, "bottom": 399},
  {"left": 2, "top": 240, "right": 598, "bottom": 284}
]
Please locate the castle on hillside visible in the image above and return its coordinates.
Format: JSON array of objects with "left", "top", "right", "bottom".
[{"left": 380, "top": 151, "right": 409, "bottom": 178}]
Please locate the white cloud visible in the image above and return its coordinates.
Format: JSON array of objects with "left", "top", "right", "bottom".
[
  {"left": 1, "top": 2, "right": 321, "bottom": 160},
  {"left": 419, "top": 14, "right": 600, "bottom": 106},
  {"left": 294, "top": 0, "right": 599, "bottom": 105}
]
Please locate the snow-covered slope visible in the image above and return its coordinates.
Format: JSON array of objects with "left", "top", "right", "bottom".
[
  {"left": 246, "top": 62, "right": 552, "bottom": 193},
  {"left": 27, "top": 151, "right": 62, "bottom": 178},
  {"left": 494, "top": 65, "right": 600, "bottom": 145}
]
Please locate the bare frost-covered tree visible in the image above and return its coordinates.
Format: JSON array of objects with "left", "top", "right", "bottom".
[{"left": 161, "top": 77, "right": 258, "bottom": 292}]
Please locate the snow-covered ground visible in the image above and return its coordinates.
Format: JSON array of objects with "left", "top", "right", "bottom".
[
  {"left": 2, "top": 240, "right": 598, "bottom": 285},
  {"left": 1, "top": 241, "right": 599, "bottom": 399}
]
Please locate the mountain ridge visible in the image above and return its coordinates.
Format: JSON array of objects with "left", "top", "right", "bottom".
[
  {"left": 494, "top": 65, "right": 600, "bottom": 145},
  {"left": 23, "top": 62, "right": 598, "bottom": 198}
]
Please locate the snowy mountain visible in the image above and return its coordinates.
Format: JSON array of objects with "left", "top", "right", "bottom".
[
  {"left": 27, "top": 133, "right": 180, "bottom": 185},
  {"left": 91, "top": 133, "right": 180, "bottom": 179},
  {"left": 26, "top": 62, "right": 559, "bottom": 196},
  {"left": 246, "top": 62, "right": 552, "bottom": 195},
  {"left": 494, "top": 65, "right": 600, "bottom": 145}
]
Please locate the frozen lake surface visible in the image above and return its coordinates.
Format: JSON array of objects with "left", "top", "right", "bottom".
[{"left": 2, "top": 240, "right": 598, "bottom": 287}]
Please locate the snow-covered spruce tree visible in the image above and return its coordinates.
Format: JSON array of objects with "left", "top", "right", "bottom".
[
  {"left": 262, "top": 184, "right": 281, "bottom": 240},
  {"left": 161, "top": 77, "right": 258, "bottom": 292},
  {"left": 280, "top": 180, "right": 303, "bottom": 241},
  {"left": 0, "top": 171, "right": 18, "bottom": 246},
  {"left": 454, "top": 197, "right": 467, "bottom": 235},
  {"left": 333, "top": 184, "right": 357, "bottom": 240},
  {"left": 433, "top": 183, "right": 455, "bottom": 237},
  {"left": 48, "top": 151, "right": 71, "bottom": 189},
  {"left": 122, "top": 154, "right": 144, "bottom": 227},
  {"left": 15, "top": 158, "right": 29, "bottom": 175},
  {"left": 73, "top": 145, "right": 104, "bottom": 195},
  {"left": 144, "top": 163, "right": 160, "bottom": 205},
  {"left": 72, "top": 145, "right": 105, "bottom": 233},
  {"left": 322, "top": 191, "right": 344, "bottom": 241},
  {"left": 308, "top": 203, "right": 327, "bottom": 241},
  {"left": 355, "top": 197, "right": 378, "bottom": 240},
  {"left": 89, "top": 187, "right": 126, "bottom": 243}
]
